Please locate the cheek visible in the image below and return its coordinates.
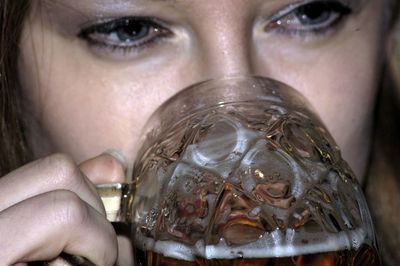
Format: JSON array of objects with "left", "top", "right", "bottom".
[
  {"left": 18, "top": 21, "right": 203, "bottom": 164},
  {"left": 258, "top": 41, "right": 380, "bottom": 141},
  {"left": 252, "top": 0, "right": 384, "bottom": 137},
  {"left": 251, "top": 5, "right": 384, "bottom": 177}
]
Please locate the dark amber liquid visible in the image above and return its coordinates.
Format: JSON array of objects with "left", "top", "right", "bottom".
[{"left": 135, "top": 244, "right": 380, "bottom": 266}]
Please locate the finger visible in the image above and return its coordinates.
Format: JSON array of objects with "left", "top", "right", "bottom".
[
  {"left": 47, "top": 256, "right": 74, "bottom": 266},
  {"left": 116, "top": 235, "right": 135, "bottom": 266},
  {"left": 0, "top": 190, "right": 118, "bottom": 266},
  {"left": 79, "top": 150, "right": 127, "bottom": 184},
  {"left": 48, "top": 255, "right": 95, "bottom": 266},
  {"left": 0, "top": 154, "right": 104, "bottom": 214}
]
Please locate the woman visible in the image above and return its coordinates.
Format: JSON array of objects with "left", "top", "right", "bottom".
[{"left": 0, "top": 0, "right": 399, "bottom": 265}]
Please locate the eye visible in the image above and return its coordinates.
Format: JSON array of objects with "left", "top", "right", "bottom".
[
  {"left": 267, "top": 0, "right": 352, "bottom": 34},
  {"left": 78, "top": 17, "right": 172, "bottom": 52}
]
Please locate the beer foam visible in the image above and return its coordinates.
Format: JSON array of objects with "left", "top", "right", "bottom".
[{"left": 135, "top": 227, "right": 367, "bottom": 261}]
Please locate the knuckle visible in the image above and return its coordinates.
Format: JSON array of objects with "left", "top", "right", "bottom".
[
  {"left": 45, "top": 191, "right": 118, "bottom": 266},
  {"left": 50, "top": 190, "right": 90, "bottom": 228},
  {"left": 44, "top": 153, "right": 85, "bottom": 190}
]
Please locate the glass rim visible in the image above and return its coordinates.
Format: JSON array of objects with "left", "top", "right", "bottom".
[{"left": 139, "top": 75, "right": 320, "bottom": 140}]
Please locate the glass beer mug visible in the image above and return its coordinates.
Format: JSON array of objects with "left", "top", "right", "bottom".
[{"left": 104, "top": 76, "right": 380, "bottom": 265}]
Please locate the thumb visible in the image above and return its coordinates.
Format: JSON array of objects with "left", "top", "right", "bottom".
[{"left": 79, "top": 150, "right": 127, "bottom": 185}]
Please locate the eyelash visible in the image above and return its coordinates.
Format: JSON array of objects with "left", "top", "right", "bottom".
[
  {"left": 267, "top": 0, "right": 352, "bottom": 36},
  {"left": 78, "top": 0, "right": 352, "bottom": 54},
  {"left": 78, "top": 17, "right": 172, "bottom": 54}
]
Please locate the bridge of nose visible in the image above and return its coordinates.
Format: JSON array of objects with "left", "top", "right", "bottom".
[{"left": 186, "top": 1, "right": 264, "bottom": 79}]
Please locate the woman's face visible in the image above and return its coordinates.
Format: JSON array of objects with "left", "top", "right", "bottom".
[{"left": 19, "top": 0, "right": 387, "bottom": 180}]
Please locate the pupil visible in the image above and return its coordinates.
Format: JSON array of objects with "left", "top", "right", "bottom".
[
  {"left": 117, "top": 22, "right": 148, "bottom": 42},
  {"left": 296, "top": 3, "right": 330, "bottom": 24}
]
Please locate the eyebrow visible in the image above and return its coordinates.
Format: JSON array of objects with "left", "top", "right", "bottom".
[
  {"left": 98, "top": 0, "right": 177, "bottom": 3},
  {"left": 48, "top": 0, "right": 365, "bottom": 9},
  {"left": 45, "top": 0, "right": 367, "bottom": 22},
  {"left": 47, "top": 0, "right": 177, "bottom": 12},
  {"left": 93, "top": 0, "right": 366, "bottom": 13}
]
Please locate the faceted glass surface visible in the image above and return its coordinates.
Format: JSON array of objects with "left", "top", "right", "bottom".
[{"left": 131, "top": 77, "right": 377, "bottom": 262}]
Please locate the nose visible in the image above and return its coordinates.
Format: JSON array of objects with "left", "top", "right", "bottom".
[{"left": 192, "top": 4, "right": 255, "bottom": 79}]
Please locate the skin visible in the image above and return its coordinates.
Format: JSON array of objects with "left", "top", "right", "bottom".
[{"left": 0, "top": 0, "right": 388, "bottom": 264}]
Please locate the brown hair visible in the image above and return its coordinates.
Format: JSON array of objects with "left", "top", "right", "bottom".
[
  {"left": 365, "top": 2, "right": 400, "bottom": 264},
  {"left": 390, "top": 0, "right": 400, "bottom": 26},
  {"left": 0, "top": 0, "right": 30, "bottom": 175}
]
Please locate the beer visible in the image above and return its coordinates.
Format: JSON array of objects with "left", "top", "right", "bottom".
[
  {"left": 135, "top": 244, "right": 380, "bottom": 266},
  {"left": 133, "top": 224, "right": 380, "bottom": 265}
]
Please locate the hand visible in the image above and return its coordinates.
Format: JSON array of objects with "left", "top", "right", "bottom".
[{"left": 0, "top": 152, "right": 126, "bottom": 266}]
